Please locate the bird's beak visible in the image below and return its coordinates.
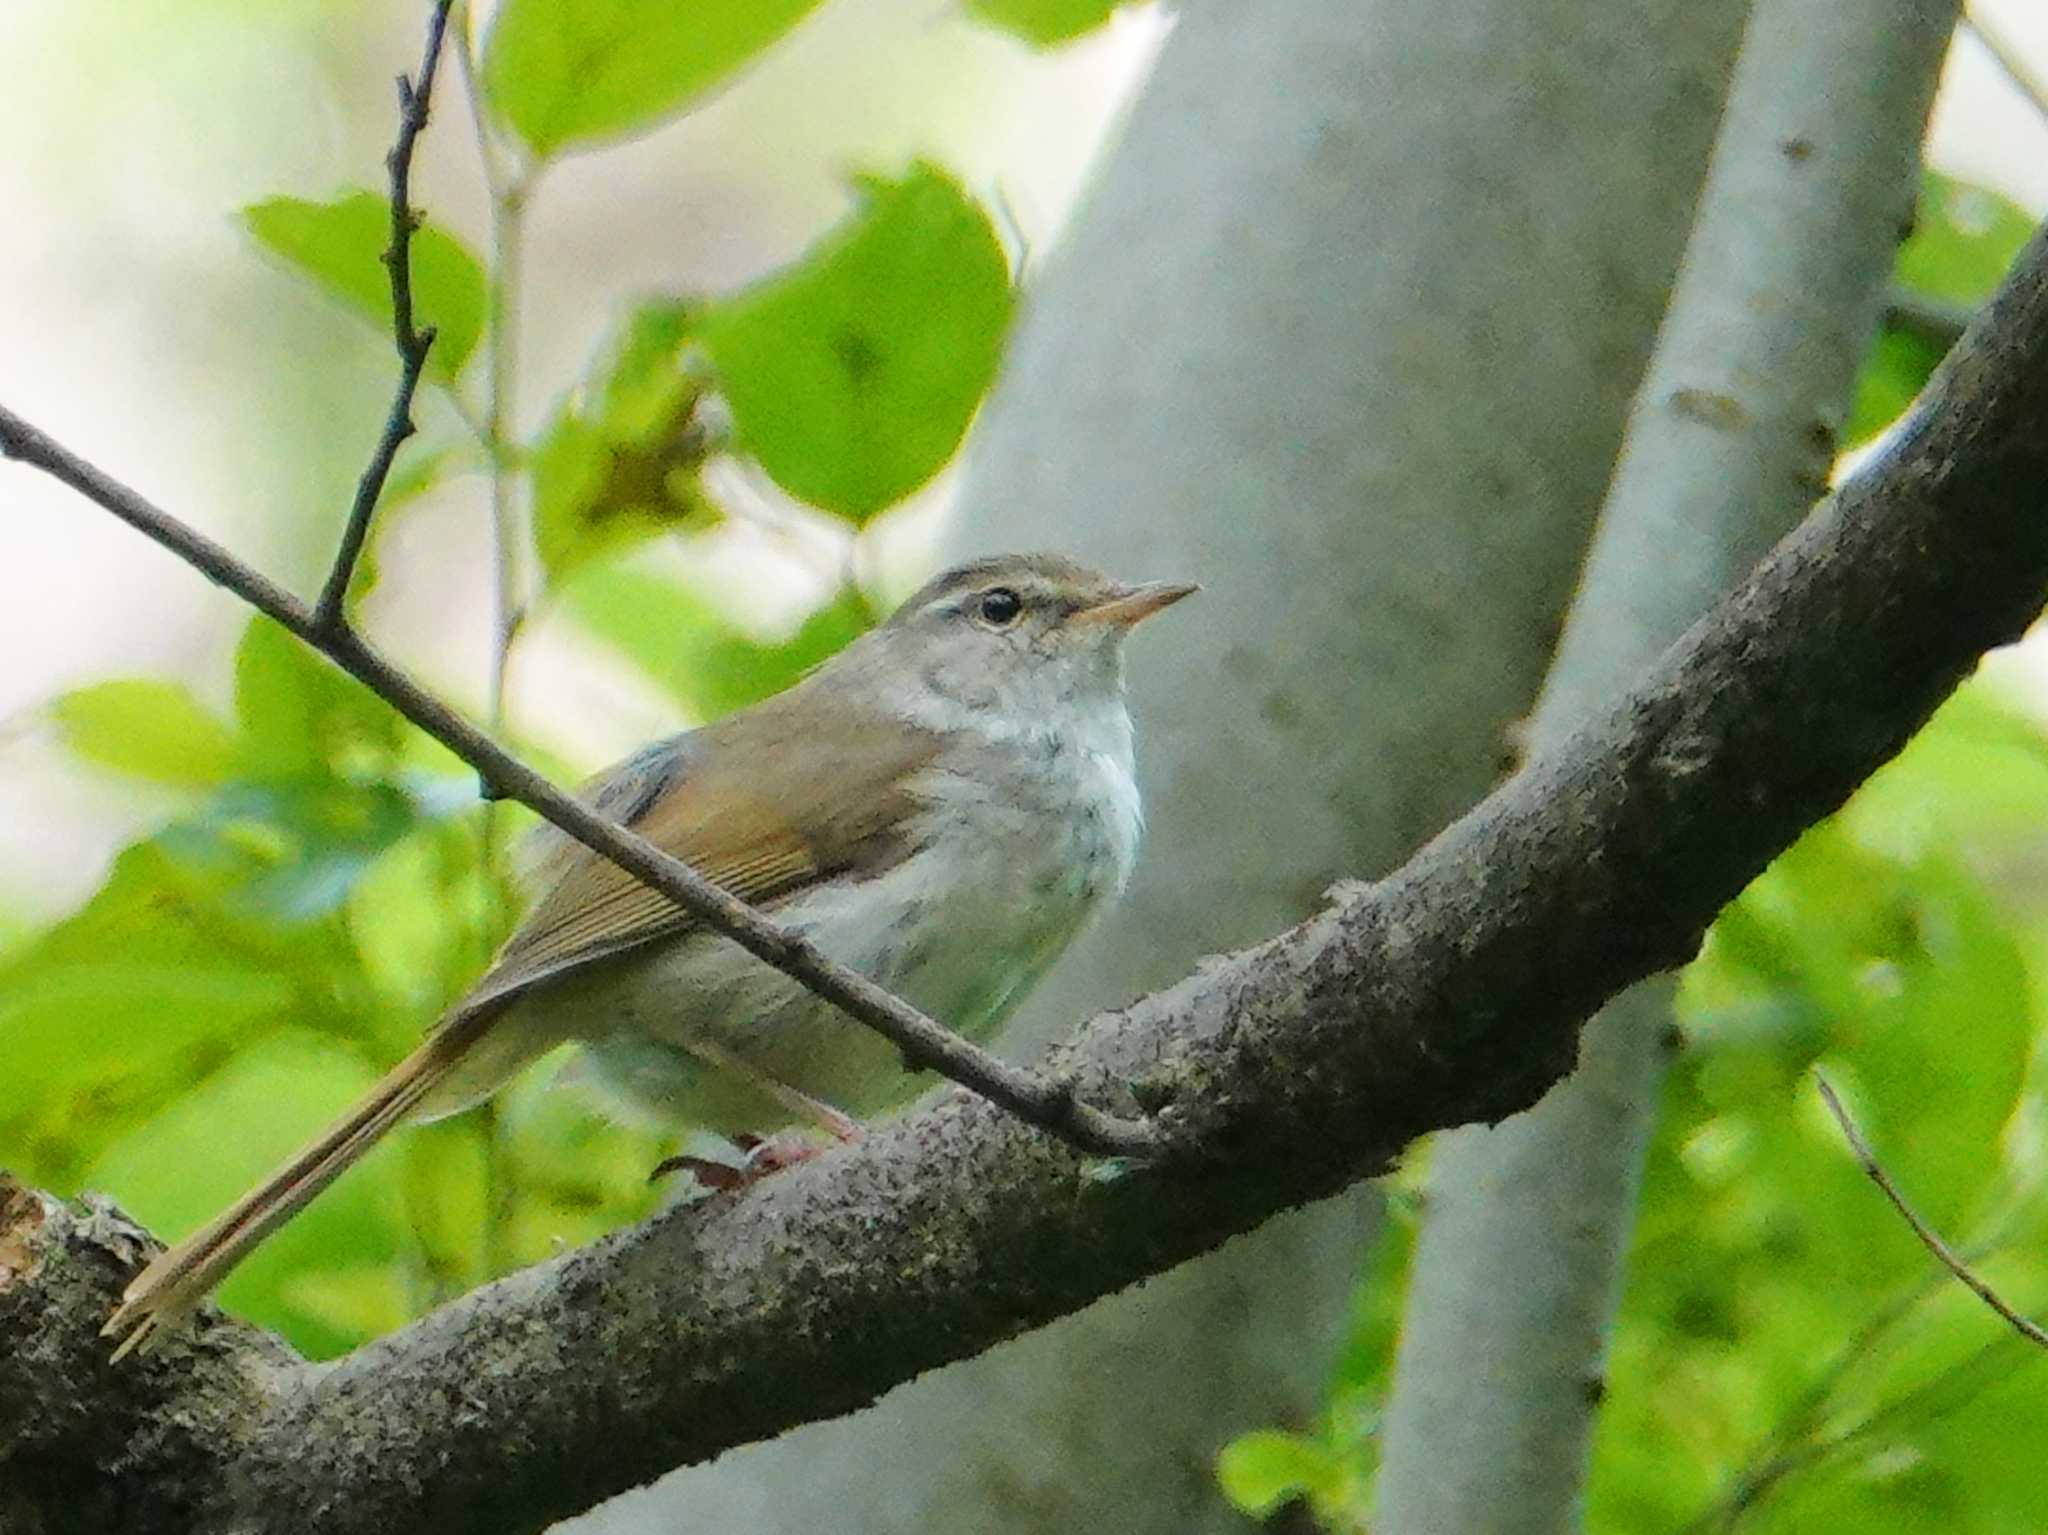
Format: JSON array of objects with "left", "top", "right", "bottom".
[{"left": 1071, "top": 580, "right": 1201, "bottom": 628}]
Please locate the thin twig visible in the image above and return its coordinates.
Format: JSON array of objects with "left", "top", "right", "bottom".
[
  {"left": 312, "top": 0, "right": 454, "bottom": 632},
  {"left": 1690, "top": 1153, "right": 2048, "bottom": 1531},
  {"left": 481, "top": 175, "right": 529, "bottom": 742},
  {"left": 440, "top": 387, "right": 492, "bottom": 445},
  {"left": 429, "top": 4, "right": 508, "bottom": 454},
  {"left": 457, "top": 0, "right": 537, "bottom": 806},
  {"left": 1965, "top": 6, "right": 2048, "bottom": 128},
  {"left": 1816, "top": 1073, "right": 2048, "bottom": 1348},
  {"left": 451, "top": 1, "right": 512, "bottom": 197},
  {"left": 1680, "top": 1265, "right": 1948, "bottom": 1532},
  {"left": 0, "top": 411, "right": 1159, "bottom": 1161}
]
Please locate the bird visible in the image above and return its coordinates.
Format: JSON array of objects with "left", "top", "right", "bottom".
[{"left": 104, "top": 552, "right": 1196, "bottom": 1355}]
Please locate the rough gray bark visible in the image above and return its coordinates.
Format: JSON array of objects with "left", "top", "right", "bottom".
[
  {"left": 1373, "top": 3, "right": 1959, "bottom": 1529},
  {"left": 596, "top": 0, "right": 1748, "bottom": 1527},
  {"left": 8, "top": 209, "right": 2048, "bottom": 1531}
]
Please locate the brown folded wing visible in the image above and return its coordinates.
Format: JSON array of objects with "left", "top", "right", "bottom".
[{"left": 459, "top": 697, "right": 947, "bottom": 1018}]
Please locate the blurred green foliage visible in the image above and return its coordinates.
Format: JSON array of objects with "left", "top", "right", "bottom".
[
  {"left": 1845, "top": 172, "right": 2031, "bottom": 446},
  {"left": 529, "top": 299, "right": 717, "bottom": 582},
  {"left": 565, "top": 565, "right": 878, "bottom": 722},
  {"left": 965, "top": 0, "right": 1133, "bottom": 47},
  {"left": 526, "top": 162, "right": 1014, "bottom": 579},
  {"left": 243, "top": 192, "right": 488, "bottom": 382},
  {"left": 481, "top": 0, "right": 828, "bottom": 158},
  {"left": 475, "top": 0, "right": 1129, "bottom": 158}
]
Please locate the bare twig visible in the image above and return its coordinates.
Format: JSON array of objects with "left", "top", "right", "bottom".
[
  {"left": 480, "top": 175, "right": 530, "bottom": 743},
  {"left": 451, "top": 1, "right": 512, "bottom": 193},
  {"left": 0, "top": 409, "right": 1158, "bottom": 1158},
  {"left": 455, "top": 0, "right": 536, "bottom": 745},
  {"left": 459, "top": 2, "right": 536, "bottom": 839},
  {"left": 312, "top": 0, "right": 454, "bottom": 632},
  {"left": 1816, "top": 1073, "right": 2048, "bottom": 1348}
]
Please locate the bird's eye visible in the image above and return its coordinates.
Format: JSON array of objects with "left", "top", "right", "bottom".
[{"left": 976, "top": 587, "right": 1024, "bottom": 627}]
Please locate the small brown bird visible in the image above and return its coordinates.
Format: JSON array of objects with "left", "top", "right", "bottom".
[{"left": 105, "top": 552, "right": 1195, "bottom": 1355}]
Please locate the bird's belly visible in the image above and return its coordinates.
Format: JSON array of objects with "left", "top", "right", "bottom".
[{"left": 566, "top": 795, "right": 1127, "bottom": 1138}]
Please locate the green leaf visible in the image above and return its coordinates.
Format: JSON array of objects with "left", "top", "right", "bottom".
[
  {"left": 530, "top": 301, "right": 719, "bottom": 582},
  {"left": 1844, "top": 173, "right": 2031, "bottom": 447},
  {"left": 402, "top": 1116, "right": 493, "bottom": 1287},
  {"left": 697, "top": 165, "right": 1014, "bottom": 521},
  {"left": 234, "top": 617, "right": 406, "bottom": 777},
  {"left": 242, "top": 191, "right": 486, "bottom": 381},
  {"left": 482, "top": 0, "right": 825, "bottom": 158},
  {"left": 0, "top": 840, "right": 302, "bottom": 1187},
  {"left": 277, "top": 1262, "right": 414, "bottom": 1342},
  {"left": 1843, "top": 327, "right": 1949, "bottom": 448},
  {"left": 1897, "top": 172, "right": 2034, "bottom": 305},
  {"left": 1823, "top": 857, "right": 2030, "bottom": 1233},
  {"left": 50, "top": 680, "right": 237, "bottom": 788},
  {"left": 1216, "top": 1431, "right": 1340, "bottom": 1518},
  {"left": 88, "top": 1029, "right": 408, "bottom": 1359},
  {"left": 0, "top": 962, "right": 296, "bottom": 1177},
  {"left": 965, "top": 0, "right": 1127, "bottom": 46},
  {"left": 160, "top": 778, "right": 423, "bottom": 924},
  {"left": 563, "top": 562, "right": 874, "bottom": 719}
]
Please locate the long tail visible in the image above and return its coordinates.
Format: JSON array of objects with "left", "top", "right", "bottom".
[{"left": 103, "top": 1017, "right": 488, "bottom": 1359}]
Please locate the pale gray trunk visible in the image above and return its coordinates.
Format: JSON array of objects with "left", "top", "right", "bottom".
[
  {"left": 1371, "top": 2, "right": 1958, "bottom": 1531},
  {"left": 565, "top": 0, "right": 1746, "bottom": 1528}
]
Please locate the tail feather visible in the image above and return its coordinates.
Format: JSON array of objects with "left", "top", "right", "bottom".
[{"left": 103, "top": 1021, "right": 483, "bottom": 1359}]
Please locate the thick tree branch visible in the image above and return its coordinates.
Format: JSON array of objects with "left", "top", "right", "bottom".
[{"left": 6, "top": 203, "right": 2048, "bottom": 1533}]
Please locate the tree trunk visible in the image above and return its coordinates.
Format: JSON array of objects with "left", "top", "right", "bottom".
[
  {"left": 1372, "top": 2, "right": 1958, "bottom": 1529},
  {"left": 566, "top": 0, "right": 1747, "bottom": 1528}
]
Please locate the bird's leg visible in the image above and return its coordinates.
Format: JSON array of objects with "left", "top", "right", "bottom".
[
  {"left": 648, "top": 1039, "right": 865, "bottom": 1188},
  {"left": 682, "top": 1038, "right": 867, "bottom": 1143}
]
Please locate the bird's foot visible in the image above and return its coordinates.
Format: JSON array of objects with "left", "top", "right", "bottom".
[{"left": 649, "top": 1127, "right": 855, "bottom": 1190}]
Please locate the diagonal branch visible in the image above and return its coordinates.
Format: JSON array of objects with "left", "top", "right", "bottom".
[
  {"left": 0, "top": 411, "right": 1157, "bottom": 1160},
  {"left": 8, "top": 202, "right": 2048, "bottom": 1535},
  {"left": 312, "top": 0, "right": 455, "bottom": 632}
]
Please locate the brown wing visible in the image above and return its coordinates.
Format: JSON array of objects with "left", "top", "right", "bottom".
[{"left": 459, "top": 694, "right": 947, "bottom": 1016}]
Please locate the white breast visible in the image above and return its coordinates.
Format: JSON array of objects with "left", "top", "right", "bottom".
[{"left": 569, "top": 693, "right": 1145, "bottom": 1137}]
